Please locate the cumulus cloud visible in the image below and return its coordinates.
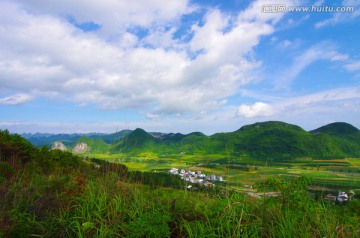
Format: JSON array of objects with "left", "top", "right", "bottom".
[
  {"left": 238, "top": 102, "right": 277, "bottom": 118},
  {"left": 0, "top": 0, "right": 289, "bottom": 118},
  {"left": 14, "top": 0, "right": 193, "bottom": 37},
  {"left": 236, "top": 87, "right": 360, "bottom": 119}
]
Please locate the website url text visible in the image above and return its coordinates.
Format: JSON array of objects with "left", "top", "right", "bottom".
[{"left": 262, "top": 4, "right": 354, "bottom": 13}]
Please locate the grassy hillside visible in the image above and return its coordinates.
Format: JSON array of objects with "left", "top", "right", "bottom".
[
  {"left": 184, "top": 121, "right": 360, "bottom": 160},
  {"left": 76, "top": 136, "right": 110, "bottom": 153},
  {"left": 103, "top": 121, "right": 360, "bottom": 160},
  {"left": 90, "top": 130, "right": 132, "bottom": 144},
  {"left": 110, "top": 128, "right": 166, "bottom": 154},
  {"left": 23, "top": 121, "right": 360, "bottom": 161},
  {"left": 1, "top": 130, "right": 359, "bottom": 237},
  {"left": 228, "top": 121, "right": 313, "bottom": 160},
  {"left": 310, "top": 122, "right": 360, "bottom": 158},
  {"left": 223, "top": 121, "right": 360, "bottom": 160},
  {"left": 311, "top": 122, "right": 360, "bottom": 135}
]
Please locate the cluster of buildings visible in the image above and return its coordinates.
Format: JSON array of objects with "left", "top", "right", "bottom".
[
  {"left": 325, "top": 191, "right": 349, "bottom": 202},
  {"left": 169, "top": 168, "right": 223, "bottom": 188}
]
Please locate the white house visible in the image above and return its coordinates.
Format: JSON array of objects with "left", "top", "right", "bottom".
[{"left": 337, "top": 191, "right": 348, "bottom": 202}]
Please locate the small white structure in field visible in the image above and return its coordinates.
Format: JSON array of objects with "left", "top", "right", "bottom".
[
  {"left": 218, "top": 176, "right": 223, "bottom": 182},
  {"left": 169, "top": 168, "right": 179, "bottom": 175},
  {"left": 210, "top": 174, "right": 216, "bottom": 181},
  {"left": 337, "top": 191, "right": 348, "bottom": 202}
]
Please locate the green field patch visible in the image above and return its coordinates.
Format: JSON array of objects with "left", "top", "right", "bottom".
[
  {"left": 303, "top": 162, "right": 351, "bottom": 167},
  {"left": 314, "top": 159, "right": 348, "bottom": 163},
  {"left": 87, "top": 152, "right": 360, "bottom": 190},
  {"left": 293, "top": 157, "right": 313, "bottom": 163},
  {"left": 346, "top": 158, "right": 360, "bottom": 167}
]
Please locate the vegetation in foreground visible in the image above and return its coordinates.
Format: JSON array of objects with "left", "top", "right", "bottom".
[{"left": 1, "top": 130, "right": 360, "bottom": 237}]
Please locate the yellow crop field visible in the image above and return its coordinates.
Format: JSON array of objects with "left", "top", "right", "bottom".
[
  {"left": 346, "top": 158, "right": 360, "bottom": 167},
  {"left": 313, "top": 159, "right": 348, "bottom": 163}
]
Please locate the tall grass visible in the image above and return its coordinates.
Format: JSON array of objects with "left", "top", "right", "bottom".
[{"left": 1, "top": 160, "right": 359, "bottom": 237}]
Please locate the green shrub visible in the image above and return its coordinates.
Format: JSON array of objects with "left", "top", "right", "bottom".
[
  {"left": 126, "top": 211, "right": 171, "bottom": 238},
  {"left": 0, "top": 162, "right": 15, "bottom": 183}
]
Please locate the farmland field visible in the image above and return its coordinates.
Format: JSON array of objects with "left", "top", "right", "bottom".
[
  {"left": 347, "top": 158, "right": 360, "bottom": 167},
  {"left": 85, "top": 153, "right": 360, "bottom": 191}
]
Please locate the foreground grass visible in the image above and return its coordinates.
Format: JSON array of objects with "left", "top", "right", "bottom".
[{"left": 1, "top": 160, "right": 360, "bottom": 238}]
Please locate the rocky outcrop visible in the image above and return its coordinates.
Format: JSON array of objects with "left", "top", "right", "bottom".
[
  {"left": 72, "top": 143, "right": 90, "bottom": 154},
  {"left": 51, "top": 142, "right": 67, "bottom": 151}
]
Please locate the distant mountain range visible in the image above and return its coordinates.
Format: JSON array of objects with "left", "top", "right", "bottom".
[
  {"left": 23, "top": 130, "right": 133, "bottom": 146},
  {"left": 23, "top": 121, "right": 360, "bottom": 161}
]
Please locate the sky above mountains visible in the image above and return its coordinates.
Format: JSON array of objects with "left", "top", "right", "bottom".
[{"left": 1, "top": 0, "right": 360, "bottom": 134}]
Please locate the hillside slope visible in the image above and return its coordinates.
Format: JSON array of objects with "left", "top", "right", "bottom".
[
  {"left": 108, "top": 121, "right": 360, "bottom": 160},
  {"left": 310, "top": 122, "right": 360, "bottom": 136},
  {"left": 110, "top": 128, "right": 165, "bottom": 154},
  {"left": 21, "top": 121, "right": 360, "bottom": 160},
  {"left": 76, "top": 136, "right": 110, "bottom": 153}
]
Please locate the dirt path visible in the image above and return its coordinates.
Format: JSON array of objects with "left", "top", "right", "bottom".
[{"left": 244, "top": 191, "right": 280, "bottom": 199}]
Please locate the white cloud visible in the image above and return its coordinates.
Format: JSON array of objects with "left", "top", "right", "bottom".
[
  {"left": 233, "top": 87, "right": 360, "bottom": 132},
  {"left": 315, "top": 0, "right": 360, "bottom": 28},
  {"left": 14, "top": 0, "right": 194, "bottom": 37},
  {"left": 141, "top": 27, "right": 178, "bottom": 49},
  {"left": 238, "top": 0, "right": 296, "bottom": 24},
  {"left": 0, "top": 93, "right": 34, "bottom": 105},
  {"left": 279, "top": 40, "right": 292, "bottom": 48},
  {"left": 238, "top": 102, "right": 277, "bottom": 117},
  {"left": 275, "top": 43, "right": 349, "bottom": 89},
  {"left": 0, "top": 0, "right": 289, "bottom": 118},
  {"left": 314, "top": 0, "right": 326, "bottom": 6},
  {"left": 238, "top": 87, "right": 360, "bottom": 118},
  {"left": 345, "top": 61, "right": 360, "bottom": 71},
  {"left": 281, "top": 87, "right": 360, "bottom": 108}
]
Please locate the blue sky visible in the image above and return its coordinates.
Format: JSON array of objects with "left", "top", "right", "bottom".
[{"left": 1, "top": 0, "right": 360, "bottom": 134}]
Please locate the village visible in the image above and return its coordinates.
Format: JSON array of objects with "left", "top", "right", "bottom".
[
  {"left": 325, "top": 191, "right": 350, "bottom": 203},
  {"left": 169, "top": 168, "right": 223, "bottom": 189}
]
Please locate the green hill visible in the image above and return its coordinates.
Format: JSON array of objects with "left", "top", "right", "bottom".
[
  {"left": 76, "top": 136, "right": 110, "bottom": 153},
  {"left": 160, "top": 133, "right": 186, "bottom": 143},
  {"left": 105, "top": 121, "right": 360, "bottom": 160},
  {"left": 310, "top": 122, "right": 360, "bottom": 157},
  {"left": 20, "top": 121, "right": 360, "bottom": 160},
  {"left": 209, "top": 121, "right": 312, "bottom": 160},
  {"left": 173, "top": 121, "right": 360, "bottom": 160},
  {"left": 310, "top": 122, "right": 360, "bottom": 136},
  {"left": 212, "top": 121, "right": 360, "bottom": 160},
  {"left": 238, "top": 121, "right": 306, "bottom": 133},
  {"left": 110, "top": 128, "right": 164, "bottom": 154}
]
